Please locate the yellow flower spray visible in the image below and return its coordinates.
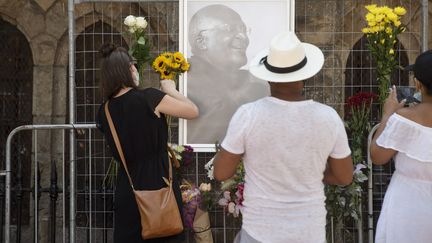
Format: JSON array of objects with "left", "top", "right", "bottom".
[{"left": 362, "top": 5, "right": 406, "bottom": 104}]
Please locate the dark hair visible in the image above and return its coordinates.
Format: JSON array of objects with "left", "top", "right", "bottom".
[
  {"left": 419, "top": 74, "right": 432, "bottom": 96},
  {"left": 99, "top": 43, "right": 137, "bottom": 99},
  {"left": 423, "top": 81, "right": 432, "bottom": 95},
  {"left": 409, "top": 50, "right": 432, "bottom": 95}
]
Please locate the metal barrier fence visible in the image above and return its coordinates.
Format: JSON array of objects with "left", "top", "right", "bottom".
[
  {"left": 0, "top": 123, "right": 394, "bottom": 243},
  {"left": 1, "top": 124, "right": 235, "bottom": 243},
  {"left": 3, "top": 124, "right": 97, "bottom": 243},
  {"left": 0, "top": 122, "right": 403, "bottom": 243}
]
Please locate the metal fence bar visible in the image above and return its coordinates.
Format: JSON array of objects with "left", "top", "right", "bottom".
[
  {"left": 358, "top": 204, "right": 363, "bottom": 243},
  {"left": 62, "top": 130, "right": 66, "bottom": 243},
  {"left": 422, "top": 0, "right": 429, "bottom": 51},
  {"left": 67, "top": 0, "right": 77, "bottom": 241},
  {"left": 88, "top": 129, "right": 92, "bottom": 243},
  {"left": 367, "top": 124, "right": 380, "bottom": 243},
  {"left": 3, "top": 124, "right": 97, "bottom": 243},
  {"left": 34, "top": 130, "right": 38, "bottom": 242}
]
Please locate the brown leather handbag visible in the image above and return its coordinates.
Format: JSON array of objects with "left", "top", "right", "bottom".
[{"left": 105, "top": 102, "right": 184, "bottom": 240}]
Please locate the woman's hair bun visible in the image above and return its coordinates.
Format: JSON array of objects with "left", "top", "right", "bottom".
[{"left": 99, "top": 43, "right": 117, "bottom": 58}]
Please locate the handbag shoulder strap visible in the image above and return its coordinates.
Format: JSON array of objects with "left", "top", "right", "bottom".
[
  {"left": 104, "top": 101, "right": 135, "bottom": 190},
  {"left": 104, "top": 101, "right": 173, "bottom": 191}
]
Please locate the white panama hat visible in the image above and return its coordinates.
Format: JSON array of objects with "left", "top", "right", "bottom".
[{"left": 249, "top": 31, "right": 324, "bottom": 83}]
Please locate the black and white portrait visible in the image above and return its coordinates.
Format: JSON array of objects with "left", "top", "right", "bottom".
[{"left": 181, "top": 0, "right": 290, "bottom": 150}]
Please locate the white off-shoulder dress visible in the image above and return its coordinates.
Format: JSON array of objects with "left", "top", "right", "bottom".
[{"left": 375, "top": 113, "right": 432, "bottom": 243}]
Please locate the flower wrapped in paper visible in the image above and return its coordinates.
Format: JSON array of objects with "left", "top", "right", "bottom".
[
  {"left": 180, "top": 180, "right": 214, "bottom": 243},
  {"left": 193, "top": 208, "right": 213, "bottom": 243}
]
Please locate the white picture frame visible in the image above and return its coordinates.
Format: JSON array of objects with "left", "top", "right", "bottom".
[{"left": 179, "top": 0, "right": 293, "bottom": 151}]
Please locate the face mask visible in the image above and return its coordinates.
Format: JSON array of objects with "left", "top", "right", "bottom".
[
  {"left": 133, "top": 71, "right": 140, "bottom": 86},
  {"left": 413, "top": 91, "right": 422, "bottom": 102}
]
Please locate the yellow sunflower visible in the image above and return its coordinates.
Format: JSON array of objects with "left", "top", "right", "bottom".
[
  {"left": 161, "top": 52, "right": 173, "bottom": 59},
  {"left": 167, "top": 58, "right": 181, "bottom": 69},
  {"left": 180, "top": 62, "right": 190, "bottom": 72},
  {"left": 152, "top": 56, "right": 168, "bottom": 73},
  {"left": 161, "top": 71, "right": 175, "bottom": 80},
  {"left": 173, "top": 52, "right": 185, "bottom": 63}
]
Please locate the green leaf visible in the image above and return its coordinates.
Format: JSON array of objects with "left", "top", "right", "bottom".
[{"left": 137, "top": 36, "right": 146, "bottom": 45}]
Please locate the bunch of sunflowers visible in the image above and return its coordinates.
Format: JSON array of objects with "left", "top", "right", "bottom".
[
  {"left": 361, "top": 5, "right": 407, "bottom": 103},
  {"left": 152, "top": 52, "right": 190, "bottom": 81}
]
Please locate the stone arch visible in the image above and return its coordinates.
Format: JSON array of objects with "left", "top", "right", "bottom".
[
  {"left": 74, "top": 20, "right": 127, "bottom": 123},
  {"left": 53, "top": 14, "right": 131, "bottom": 124},
  {"left": 74, "top": 20, "right": 127, "bottom": 228},
  {"left": 0, "top": 7, "right": 35, "bottom": 45},
  {"left": 340, "top": 2, "right": 422, "bottom": 64},
  {"left": 0, "top": 17, "right": 33, "bottom": 224},
  {"left": 344, "top": 35, "right": 410, "bottom": 120},
  {"left": 340, "top": 2, "right": 422, "bottom": 111}
]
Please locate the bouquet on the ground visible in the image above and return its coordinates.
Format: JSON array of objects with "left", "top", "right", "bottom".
[
  {"left": 205, "top": 157, "right": 245, "bottom": 218},
  {"left": 152, "top": 52, "right": 190, "bottom": 81},
  {"left": 123, "top": 15, "right": 152, "bottom": 80},
  {"left": 180, "top": 180, "right": 214, "bottom": 243},
  {"left": 325, "top": 92, "right": 376, "bottom": 222},
  {"left": 362, "top": 5, "right": 406, "bottom": 104}
]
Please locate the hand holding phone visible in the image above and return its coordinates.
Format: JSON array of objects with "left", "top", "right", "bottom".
[{"left": 396, "top": 86, "right": 420, "bottom": 105}]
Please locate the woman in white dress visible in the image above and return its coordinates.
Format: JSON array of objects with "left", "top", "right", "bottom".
[{"left": 370, "top": 50, "right": 432, "bottom": 243}]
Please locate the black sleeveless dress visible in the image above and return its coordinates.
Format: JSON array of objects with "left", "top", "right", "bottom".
[{"left": 97, "top": 88, "right": 184, "bottom": 243}]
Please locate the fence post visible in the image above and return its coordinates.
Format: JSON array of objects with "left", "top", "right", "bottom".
[
  {"left": 16, "top": 158, "right": 23, "bottom": 243},
  {"left": 367, "top": 124, "right": 380, "bottom": 243},
  {"left": 49, "top": 160, "right": 58, "bottom": 243}
]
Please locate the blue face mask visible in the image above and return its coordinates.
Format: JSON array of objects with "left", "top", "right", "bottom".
[{"left": 413, "top": 91, "right": 422, "bottom": 102}]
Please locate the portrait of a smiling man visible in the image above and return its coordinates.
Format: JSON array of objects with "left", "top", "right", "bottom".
[{"left": 184, "top": 1, "right": 288, "bottom": 147}]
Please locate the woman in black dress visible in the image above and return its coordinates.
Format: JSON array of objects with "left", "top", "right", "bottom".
[{"left": 96, "top": 43, "right": 199, "bottom": 243}]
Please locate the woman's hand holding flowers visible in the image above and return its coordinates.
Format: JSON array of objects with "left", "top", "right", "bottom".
[{"left": 160, "top": 79, "right": 177, "bottom": 94}]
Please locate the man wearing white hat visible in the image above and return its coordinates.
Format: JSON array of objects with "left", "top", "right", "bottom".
[{"left": 213, "top": 32, "right": 353, "bottom": 243}]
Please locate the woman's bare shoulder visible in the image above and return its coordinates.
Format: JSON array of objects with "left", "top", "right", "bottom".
[{"left": 396, "top": 104, "right": 432, "bottom": 128}]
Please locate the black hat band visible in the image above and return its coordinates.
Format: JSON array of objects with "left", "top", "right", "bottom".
[{"left": 260, "top": 56, "right": 307, "bottom": 74}]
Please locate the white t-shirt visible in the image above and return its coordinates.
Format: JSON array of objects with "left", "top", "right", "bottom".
[{"left": 221, "top": 97, "right": 351, "bottom": 243}]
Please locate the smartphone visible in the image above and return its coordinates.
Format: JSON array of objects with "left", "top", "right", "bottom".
[{"left": 396, "top": 86, "right": 420, "bottom": 105}]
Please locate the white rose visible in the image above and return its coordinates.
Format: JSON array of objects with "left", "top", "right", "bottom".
[
  {"left": 228, "top": 202, "right": 236, "bottom": 214},
  {"left": 199, "top": 183, "right": 211, "bottom": 192},
  {"left": 199, "top": 183, "right": 206, "bottom": 191},
  {"left": 198, "top": 183, "right": 205, "bottom": 191},
  {"left": 135, "top": 17, "right": 148, "bottom": 29},
  {"left": 128, "top": 27, "right": 136, "bottom": 34},
  {"left": 124, "top": 15, "right": 136, "bottom": 27}
]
